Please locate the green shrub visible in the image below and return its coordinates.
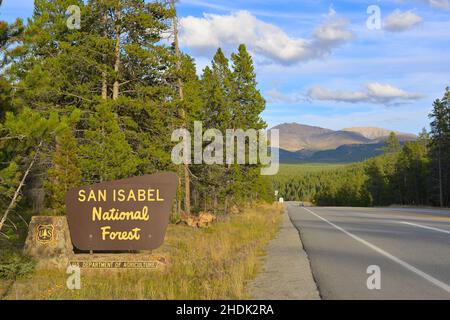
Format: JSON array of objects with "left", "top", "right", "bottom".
[{"left": 0, "top": 250, "right": 35, "bottom": 280}]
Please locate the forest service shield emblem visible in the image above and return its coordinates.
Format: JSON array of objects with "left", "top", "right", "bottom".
[{"left": 36, "top": 224, "right": 54, "bottom": 244}]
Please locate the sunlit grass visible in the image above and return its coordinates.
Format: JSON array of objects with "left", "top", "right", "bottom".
[{"left": 2, "top": 204, "right": 282, "bottom": 300}]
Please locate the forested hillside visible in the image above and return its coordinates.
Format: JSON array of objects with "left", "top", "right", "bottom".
[
  {"left": 273, "top": 89, "right": 450, "bottom": 207},
  {"left": 277, "top": 142, "right": 386, "bottom": 164},
  {"left": 0, "top": 1, "right": 272, "bottom": 243}
]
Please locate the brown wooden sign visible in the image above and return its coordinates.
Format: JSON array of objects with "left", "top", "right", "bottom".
[{"left": 65, "top": 172, "right": 178, "bottom": 251}]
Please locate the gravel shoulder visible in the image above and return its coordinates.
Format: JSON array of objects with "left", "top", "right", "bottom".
[{"left": 247, "top": 207, "right": 320, "bottom": 300}]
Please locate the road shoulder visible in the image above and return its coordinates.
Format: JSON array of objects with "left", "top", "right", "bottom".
[{"left": 247, "top": 206, "right": 320, "bottom": 300}]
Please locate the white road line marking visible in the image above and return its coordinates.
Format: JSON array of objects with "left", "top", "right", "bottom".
[
  {"left": 301, "top": 207, "right": 450, "bottom": 294},
  {"left": 400, "top": 221, "right": 450, "bottom": 235}
]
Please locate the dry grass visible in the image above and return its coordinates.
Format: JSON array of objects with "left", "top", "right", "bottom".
[{"left": 1, "top": 204, "right": 282, "bottom": 300}]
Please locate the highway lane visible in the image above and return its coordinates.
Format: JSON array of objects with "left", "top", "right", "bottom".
[{"left": 287, "top": 203, "right": 450, "bottom": 299}]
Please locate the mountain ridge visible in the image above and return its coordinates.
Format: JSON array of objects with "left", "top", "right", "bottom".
[
  {"left": 342, "top": 127, "right": 417, "bottom": 141},
  {"left": 270, "top": 122, "right": 417, "bottom": 163},
  {"left": 272, "top": 122, "right": 416, "bottom": 152}
]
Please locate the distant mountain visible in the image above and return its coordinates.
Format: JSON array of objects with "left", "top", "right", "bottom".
[
  {"left": 271, "top": 123, "right": 416, "bottom": 163},
  {"left": 343, "top": 127, "right": 416, "bottom": 142},
  {"left": 272, "top": 123, "right": 371, "bottom": 152}
]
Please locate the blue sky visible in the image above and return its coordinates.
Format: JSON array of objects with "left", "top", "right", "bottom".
[{"left": 1, "top": 0, "right": 449, "bottom": 133}]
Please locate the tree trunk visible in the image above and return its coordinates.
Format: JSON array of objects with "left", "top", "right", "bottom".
[
  {"left": 224, "top": 195, "right": 229, "bottom": 215},
  {"left": 0, "top": 142, "right": 42, "bottom": 233},
  {"left": 171, "top": 1, "right": 190, "bottom": 215},
  {"left": 177, "top": 176, "right": 182, "bottom": 215},
  {"left": 184, "top": 164, "right": 190, "bottom": 214},
  {"left": 112, "top": 6, "right": 121, "bottom": 100},
  {"left": 203, "top": 193, "right": 207, "bottom": 212},
  {"left": 101, "top": 12, "right": 108, "bottom": 100},
  {"left": 213, "top": 188, "right": 217, "bottom": 214},
  {"left": 102, "top": 72, "right": 108, "bottom": 100},
  {"left": 193, "top": 188, "right": 198, "bottom": 208}
]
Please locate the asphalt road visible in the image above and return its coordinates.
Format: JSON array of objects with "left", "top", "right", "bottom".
[{"left": 287, "top": 203, "right": 450, "bottom": 299}]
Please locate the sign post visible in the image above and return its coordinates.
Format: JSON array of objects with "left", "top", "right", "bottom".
[{"left": 23, "top": 216, "right": 74, "bottom": 268}]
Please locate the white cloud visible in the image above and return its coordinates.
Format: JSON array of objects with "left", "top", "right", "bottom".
[
  {"left": 397, "top": 0, "right": 449, "bottom": 10},
  {"left": 265, "top": 88, "right": 306, "bottom": 104},
  {"left": 179, "top": 10, "right": 354, "bottom": 65},
  {"left": 425, "top": 0, "right": 450, "bottom": 10},
  {"left": 307, "top": 83, "right": 423, "bottom": 105},
  {"left": 365, "top": 83, "right": 423, "bottom": 101},
  {"left": 307, "top": 87, "right": 369, "bottom": 103},
  {"left": 313, "top": 10, "right": 354, "bottom": 44},
  {"left": 384, "top": 10, "right": 423, "bottom": 32}
]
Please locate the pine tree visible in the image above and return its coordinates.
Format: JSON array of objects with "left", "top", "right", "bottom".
[
  {"left": 231, "top": 44, "right": 266, "bottom": 130},
  {"left": 198, "top": 46, "right": 270, "bottom": 211},
  {"left": 44, "top": 111, "right": 82, "bottom": 215},
  {"left": 229, "top": 44, "right": 267, "bottom": 204},
  {"left": 198, "top": 51, "right": 229, "bottom": 212},
  {"left": 0, "top": 18, "right": 25, "bottom": 118},
  {"left": 181, "top": 55, "right": 203, "bottom": 129},
  {"left": 417, "top": 128, "right": 430, "bottom": 147},
  {"left": 428, "top": 87, "right": 450, "bottom": 207},
  {"left": 384, "top": 132, "right": 401, "bottom": 154},
  {"left": 79, "top": 102, "right": 139, "bottom": 183},
  {"left": 203, "top": 49, "right": 233, "bottom": 131},
  {"left": 0, "top": 18, "right": 25, "bottom": 68}
]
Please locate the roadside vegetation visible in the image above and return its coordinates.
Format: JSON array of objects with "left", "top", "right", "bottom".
[{"left": 0, "top": 204, "right": 282, "bottom": 300}]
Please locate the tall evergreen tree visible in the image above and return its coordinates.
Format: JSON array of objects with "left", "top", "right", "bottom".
[
  {"left": 44, "top": 110, "right": 82, "bottom": 214},
  {"left": 230, "top": 44, "right": 265, "bottom": 130},
  {"left": 203, "top": 48, "right": 233, "bottom": 131},
  {"left": 384, "top": 132, "right": 401, "bottom": 154},
  {"left": 428, "top": 87, "right": 450, "bottom": 207},
  {"left": 229, "top": 44, "right": 267, "bottom": 203}
]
